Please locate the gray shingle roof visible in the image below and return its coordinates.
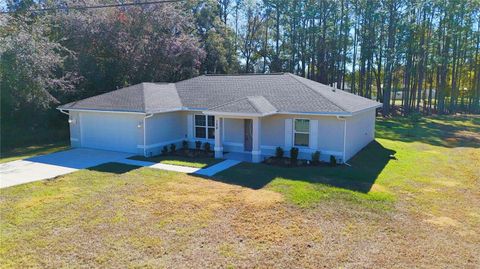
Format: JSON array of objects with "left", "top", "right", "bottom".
[
  {"left": 59, "top": 73, "right": 381, "bottom": 115},
  {"left": 207, "top": 96, "right": 277, "bottom": 115},
  {"left": 59, "top": 83, "right": 181, "bottom": 113}
]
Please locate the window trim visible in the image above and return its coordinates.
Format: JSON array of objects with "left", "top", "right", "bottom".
[
  {"left": 194, "top": 114, "right": 215, "bottom": 140},
  {"left": 293, "top": 118, "right": 310, "bottom": 147}
]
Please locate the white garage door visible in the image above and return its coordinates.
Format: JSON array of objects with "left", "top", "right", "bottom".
[{"left": 80, "top": 112, "right": 140, "bottom": 153}]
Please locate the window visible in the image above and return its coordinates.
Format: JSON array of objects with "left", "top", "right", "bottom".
[
  {"left": 195, "top": 115, "right": 215, "bottom": 139},
  {"left": 294, "top": 119, "right": 310, "bottom": 147}
]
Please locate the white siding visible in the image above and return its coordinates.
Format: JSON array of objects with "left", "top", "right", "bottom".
[
  {"left": 78, "top": 111, "right": 143, "bottom": 153},
  {"left": 68, "top": 111, "right": 82, "bottom": 148},
  {"left": 144, "top": 111, "right": 187, "bottom": 156},
  {"left": 259, "top": 114, "right": 344, "bottom": 161},
  {"left": 345, "top": 109, "right": 376, "bottom": 160},
  {"left": 68, "top": 108, "right": 376, "bottom": 160}
]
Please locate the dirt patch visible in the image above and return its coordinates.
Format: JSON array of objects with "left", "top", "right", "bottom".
[
  {"left": 425, "top": 216, "right": 461, "bottom": 227},
  {"left": 238, "top": 189, "right": 284, "bottom": 207}
]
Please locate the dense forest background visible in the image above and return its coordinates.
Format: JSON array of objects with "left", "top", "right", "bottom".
[{"left": 1, "top": 0, "right": 479, "bottom": 148}]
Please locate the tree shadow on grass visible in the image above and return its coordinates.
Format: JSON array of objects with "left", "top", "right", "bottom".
[
  {"left": 87, "top": 162, "right": 140, "bottom": 174},
  {"left": 206, "top": 141, "right": 395, "bottom": 192},
  {"left": 376, "top": 115, "right": 480, "bottom": 148}
]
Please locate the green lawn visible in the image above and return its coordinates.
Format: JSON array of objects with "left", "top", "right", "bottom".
[
  {"left": 129, "top": 154, "right": 222, "bottom": 168},
  {"left": 1, "top": 115, "right": 479, "bottom": 268},
  {"left": 0, "top": 142, "right": 69, "bottom": 163}
]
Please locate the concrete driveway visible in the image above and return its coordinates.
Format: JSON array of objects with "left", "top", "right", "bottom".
[{"left": 0, "top": 148, "right": 133, "bottom": 188}]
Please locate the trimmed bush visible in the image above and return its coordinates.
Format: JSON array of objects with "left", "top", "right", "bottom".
[
  {"left": 311, "top": 151, "right": 320, "bottom": 164},
  {"left": 275, "top": 147, "right": 284, "bottom": 158},
  {"left": 161, "top": 146, "right": 168, "bottom": 155},
  {"left": 204, "top": 142, "right": 211, "bottom": 153},
  {"left": 195, "top": 140, "right": 202, "bottom": 150},
  {"left": 170, "top": 143, "right": 176, "bottom": 153},
  {"left": 330, "top": 155, "right": 337, "bottom": 166},
  {"left": 290, "top": 147, "right": 299, "bottom": 164},
  {"left": 182, "top": 140, "right": 188, "bottom": 150}
]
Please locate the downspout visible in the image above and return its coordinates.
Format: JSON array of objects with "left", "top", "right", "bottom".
[
  {"left": 143, "top": 113, "right": 154, "bottom": 157},
  {"left": 59, "top": 109, "right": 69, "bottom": 116}
]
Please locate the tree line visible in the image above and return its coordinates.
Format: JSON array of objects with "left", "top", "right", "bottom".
[
  {"left": 1, "top": 0, "right": 479, "bottom": 134},
  {"left": 227, "top": 0, "right": 480, "bottom": 115}
]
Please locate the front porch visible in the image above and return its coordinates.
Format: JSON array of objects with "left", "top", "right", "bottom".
[
  {"left": 213, "top": 116, "right": 263, "bottom": 163},
  {"left": 223, "top": 152, "right": 268, "bottom": 163}
]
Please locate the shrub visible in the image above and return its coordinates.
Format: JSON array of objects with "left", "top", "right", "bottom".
[
  {"left": 170, "top": 143, "right": 176, "bottom": 153},
  {"left": 408, "top": 112, "right": 422, "bottom": 124},
  {"left": 182, "top": 140, "right": 188, "bottom": 150},
  {"left": 204, "top": 142, "right": 211, "bottom": 153},
  {"left": 311, "top": 151, "right": 320, "bottom": 164},
  {"left": 275, "top": 147, "right": 284, "bottom": 158},
  {"left": 161, "top": 146, "right": 168, "bottom": 155},
  {"left": 195, "top": 140, "right": 202, "bottom": 150},
  {"left": 330, "top": 155, "right": 337, "bottom": 166},
  {"left": 290, "top": 147, "right": 299, "bottom": 164}
]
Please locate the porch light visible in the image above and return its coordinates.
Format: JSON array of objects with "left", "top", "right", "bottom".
[
  {"left": 68, "top": 118, "right": 76, "bottom": 124},
  {"left": 137, "top": 122, "right": 143, "bottom": 128}
]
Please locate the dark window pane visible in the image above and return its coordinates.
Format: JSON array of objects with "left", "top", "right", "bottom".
[
  {"left": 195, "top": 115, "right": 206, "bottom": 126},
  {"left": 294, "top": 119, "right": 310, "bottom": 132},
  {"left": 208, "top": 127, "right": 215, "bottom": 139},
  {"left": 208, "top": 116, "right": 215, "bottom": 127},
  {"left": 195, "top": 127, "right": 206, "bottom": 138},
  {"left": 294, "top": 133, "right": 309, "bottom": 147}
]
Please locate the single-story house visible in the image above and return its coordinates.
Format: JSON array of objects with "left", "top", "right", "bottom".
[{"left": 58, "top": 73, "right": 381, "bottom": 163}]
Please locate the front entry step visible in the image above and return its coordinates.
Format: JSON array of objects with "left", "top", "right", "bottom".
[{"left": 194, "top": 160, "right": 241, "bottom": 177}]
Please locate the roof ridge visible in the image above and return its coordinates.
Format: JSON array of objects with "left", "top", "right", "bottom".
[
  {"left": 143, "top": 82, "right": 183, "bottom": 113},
  {"left": 59, "top": 83, "right": 141, "bottom": 109},
  {"left": 247, "top": 96, "right": 274, "bottom": 114},
  {"left": 246, "top": 96, "right": 261, "bottom": 113},
  {"left": 286, "top": 73, "right": 348, "bottom": 112},
  {"left": 204, "top": 73, "right": 284, "bottom": 76},
  {"left": 169, "top": 83, "right": 183, "bottom": 109},
  {"left": 207, "top": 96, "right": 251, "bottom": 111},
  {"left": 140, "top": 83, "right": 147, "bottom": 112}
]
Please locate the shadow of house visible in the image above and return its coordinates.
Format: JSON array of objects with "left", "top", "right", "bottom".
[
  {"left": 87, "top": 162, "right": 140, "bottom": 174},
  {"left": 208, "top": 141, "right": 396, "bottom": 193}
]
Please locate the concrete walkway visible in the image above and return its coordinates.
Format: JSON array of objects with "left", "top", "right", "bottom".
[
  {"left": 116, "top": 158, "right": 240, "bottom": 175},
  {"left": 0, "top": 149, "right": 133, "bottom": 189},
  {"left": 1, "top": 148, "right": 241, "bottom": 188},
  {"left": 116, "top": 159, "right": 200, "bottom": 173},
  {"left": 194, "top": 159, "right": 242, "bottom": 177}
]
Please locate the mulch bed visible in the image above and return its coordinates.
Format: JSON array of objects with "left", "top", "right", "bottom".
[{"left": 263, "top": 157, "right": 333, "bottom": 168}]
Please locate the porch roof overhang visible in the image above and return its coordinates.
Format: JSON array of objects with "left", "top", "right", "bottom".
[
  {"left": 204, "top": 96, "right": 277, "bottom": 118},
  {"left": 202, "top": 111, "right": 277, "bottom": 118}
]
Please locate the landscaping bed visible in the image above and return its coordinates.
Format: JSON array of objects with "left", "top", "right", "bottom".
[
  {"left": 129, "top": 141, "right": 221, "bottom": 168},
  {"left": 263, "top": 146, "right": 339, "bottom": 167}
]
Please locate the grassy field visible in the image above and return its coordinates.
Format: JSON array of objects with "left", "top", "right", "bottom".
[
  {"left": 1, "top": 115, "right": 479, "bottom": 268},
  {"left": 0, "top": 142, "right": 69, "bottom": 163},
  {"left": 130, "top": 154, "right": 222, "bottom": 168}
]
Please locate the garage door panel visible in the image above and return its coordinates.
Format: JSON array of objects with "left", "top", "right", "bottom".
[{"left": 80, "top": 112, "right": 139, "bottom": 153}]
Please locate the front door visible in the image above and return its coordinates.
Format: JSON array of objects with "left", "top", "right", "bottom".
[{"left": 244, "top": 119, "right": 253, "bottom": 152}]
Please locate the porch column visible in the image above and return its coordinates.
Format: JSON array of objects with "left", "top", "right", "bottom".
[
  {"left": 252, "top": 117, "right": 261, "bottom": 163},
  {"left": 214, "top": 116, "right": 223, "bottom": 159}
]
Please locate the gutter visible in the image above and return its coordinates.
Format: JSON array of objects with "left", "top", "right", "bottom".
[
  {"left": 58, "top": 108, "right": 69, "bottom": 116},
  {"left": 56, "top": 108, "right": 146, "bottom": 115},
  {"left": 58, "top": 109, "right": 75, "bottom": 124},
  {"left": 143, "top": 113, "right": 154, "bottom": 157}
]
